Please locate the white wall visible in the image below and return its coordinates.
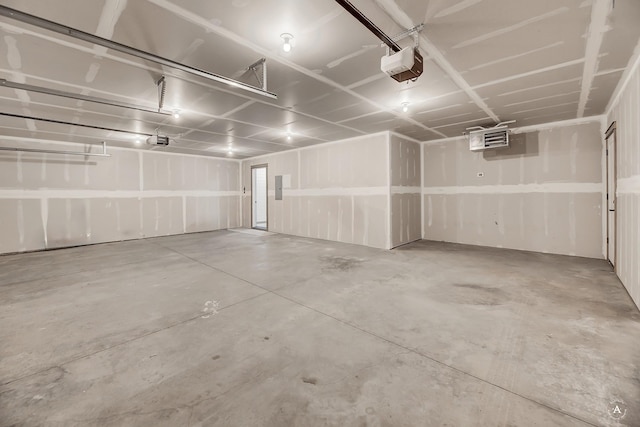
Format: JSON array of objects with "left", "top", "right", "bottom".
[
  {"left": 607, "top": 53, "right": 640, "bottom": 308},
  {"left": 242, "top": 133, "right": 391, "bottom": 249},
  {"left": 0, "top": 140, "right": 241, "bottom": 254},
  {"left": 422, "top": 120, "right": 603, "bottom": 258}
]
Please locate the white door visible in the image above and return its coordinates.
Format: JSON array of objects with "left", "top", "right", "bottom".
[
  {"left": 606, "top": 124, "right": 616, "bottom": 267},
  {"left": 251, "top": 165, "right": 267, "bottom": 230}
]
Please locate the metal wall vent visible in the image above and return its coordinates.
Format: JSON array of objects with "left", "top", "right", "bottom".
[{"left": 466, "top": 121, "right": 515, "bottom": 151}]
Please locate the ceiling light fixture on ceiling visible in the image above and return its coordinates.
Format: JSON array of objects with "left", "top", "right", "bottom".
[
  {"left": 286, "top": 132, "right": 292, "bottom": 141},
  {"left": 281, "top": 33, "right": 294, "bottom": 53},
  {"left": 173, "top": 110, "right": 180, "bottom": 119},
  {"left": 401, "top": 102, "right": 409, "bottom": 113}
]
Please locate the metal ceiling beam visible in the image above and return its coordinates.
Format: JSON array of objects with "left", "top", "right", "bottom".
[
  {"left": 0, "top": 79, "right": 172, "bottom": 116},
  {"left": 0, "top": 141, "right": 111, "bottom": 157},
  {"left": 0, "top": 5, "right": 278, "bottom": 100},
  {"left": 334, "top": 0, "right": 401, "bottom": 52},
  {"left": 0, "top": 112, "right": 153, "bottom": 137}
]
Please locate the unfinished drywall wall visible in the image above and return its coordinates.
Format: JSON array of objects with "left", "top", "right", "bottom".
[
  {"left": 390, "top": 133, "right": 421, "bottom": 248},
  {"left": 608, "top": 57, "right": 640, "bottom": 308},
  {"left": 0, "top": 140, "right": 240, "bottom": 254},
  {"left": 422, "top": 121, "right": 603, "bottom": 258},
  {"left": 241, "top": 133, "right": 390, "bottom": 249}
]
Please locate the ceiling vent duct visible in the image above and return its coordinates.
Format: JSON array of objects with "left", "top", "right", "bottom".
[
  {"left": 146, "top": 135, "right": 170, "bottom": 146},
  {"left": 466, "top": 121, "right": 515, "bottom": 151}
]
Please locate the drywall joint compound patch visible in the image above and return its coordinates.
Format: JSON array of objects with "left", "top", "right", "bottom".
[{"left": 201, "top": 300, "right": 220, "bottom": 319}]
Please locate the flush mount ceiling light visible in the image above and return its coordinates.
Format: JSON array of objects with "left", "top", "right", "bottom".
[
  {"left": 401, "top": 102, "right": 409, "bottom": 113},
  {"left": 280, "top": 33, "right": 293, "bottom": 52},
  {"left": 172, "top": 110, "right": 180, "bottom": 119}
]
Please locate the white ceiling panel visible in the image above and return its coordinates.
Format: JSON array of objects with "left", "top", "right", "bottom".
[{"left": 0, "top": 0, "right": 638, "bottom": 157}]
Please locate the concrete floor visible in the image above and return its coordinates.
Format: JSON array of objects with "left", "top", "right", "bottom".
[{"left": 1, "top": 230, "right": 638, "bottom": 427}]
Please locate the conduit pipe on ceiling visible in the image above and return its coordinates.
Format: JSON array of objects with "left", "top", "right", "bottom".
[{"left": 0, "top": 5, "right": 278, "bottom": 99}]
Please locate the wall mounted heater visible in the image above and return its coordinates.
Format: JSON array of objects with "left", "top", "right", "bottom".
[{"left": 466, "top": 121, "right": 515, "bottom": 151}]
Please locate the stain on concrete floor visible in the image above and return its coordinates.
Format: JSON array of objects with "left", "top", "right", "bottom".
[{"left": 319, "top": 255, "right": 364, "bottom": 272}]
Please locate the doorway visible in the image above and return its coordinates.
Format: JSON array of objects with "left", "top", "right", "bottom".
[
  {"left": 251, "top": 164, "right": 268, "bottom": 230},
  {"left": 605, "top": 122, "right": 616, "bottom": 269}
]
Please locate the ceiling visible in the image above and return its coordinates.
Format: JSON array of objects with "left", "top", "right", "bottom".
[{"left": 0, "top": 0, "right": 638, "bottom": 159}]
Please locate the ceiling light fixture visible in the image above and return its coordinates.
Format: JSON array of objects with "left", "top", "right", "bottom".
[
  {"left": 401, "top": 102, "right": 409, "bottom": 113},
  {"left": 173, "top": 110, "right": 180, "bottom": 119},
  {"left": 286, "top": 133, "right": 292, "bottom": 141},
  {"left": 281, "top": 33, "right": 293, "bottom": 53}
]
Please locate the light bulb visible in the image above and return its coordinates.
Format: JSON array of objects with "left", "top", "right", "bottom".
[
  {"left": 401, "top": 102, "right": 409, "bottom": 113},
  {"left": 281, "top": 33, "right": 293, "bottom": 53},
  {"left": 286, "top": 133, "right": 292, "bottom": 141},
  {"left": 173, "top": 111, "right": 180, "bottom": 119}
]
